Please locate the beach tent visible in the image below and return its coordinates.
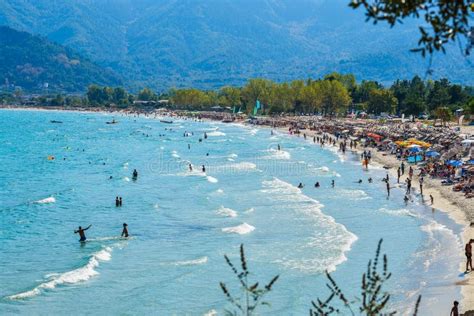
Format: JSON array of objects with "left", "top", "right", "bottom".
[{"left": 446, "top": 160, "right": 463, "bottom": 167}]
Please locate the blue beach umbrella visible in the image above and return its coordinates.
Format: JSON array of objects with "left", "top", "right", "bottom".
[
  {"left": 446, "top": 160, "right": 463, "bottom": 167},
  {"left": 409, "top": 146, "right": 422, "bottom": 153},
  {"left": 425, "top": 150, "right": 440, "bottom": 158}
]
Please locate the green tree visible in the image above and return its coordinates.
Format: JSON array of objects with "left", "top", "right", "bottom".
[
  {"left": 434, "top": 106, "right": 453, "bottom": 125},
  {"left": 349, "top": 0, "right": 473, "bottom": 56},
  {"left": 50, "top": 94, "right": 64, "bottom": 106},
  {"left": 219, "top": 86, "right": 242, "bottom": 109},
  {"left": 137, "top": 87, "right": 157, "bottom": 101},
  {"left": 367, "top": 89, "right": 397, "bottom": 115},
  {"left": 319, "top": 80, "right": 352, "bottom": 116},
  {"left": 241, "top": 79, "right": 274, "bottom": 114},
  {"left": 426, "top": 79, "right": 451, "bottom": 113},
  {"left": 113, "top": 87, "right": 129, "bottom": 106}
]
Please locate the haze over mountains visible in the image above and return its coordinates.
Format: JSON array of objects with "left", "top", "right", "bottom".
[{"left": 0, "top": 0, "right": 472, "bottom": 92}]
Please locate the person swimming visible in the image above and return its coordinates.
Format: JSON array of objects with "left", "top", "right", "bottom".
[
  {"left": 297, "top": 183, "right": 304, "bottom": 189},
  {"left": 357, "top": 179, "right": 363, "bottom": 184},
  {"left": 121, "top": 223, "right": 129, "bottom": 238},
  {"left": 314, "top": 182, "right": 320, "bottom": 188},
  {"left": 368, "top": 177, "right": 373, "bottom": 183},
  {"left": 74, "top": 224, "right": 92, "bottom": 242}
]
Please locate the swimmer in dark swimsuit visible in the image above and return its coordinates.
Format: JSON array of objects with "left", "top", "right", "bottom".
[
  {"left": 314, "top": 182, "right": 320, "bottom": 188},
  {"left": 121, "top": 223, "right": 129, "bottom": 238},
  {"left": 74, "top": 225, "right": 92, "bottom": 242},
  {"left": 297, "top": 183, "right": 304, "bottom": 189}
]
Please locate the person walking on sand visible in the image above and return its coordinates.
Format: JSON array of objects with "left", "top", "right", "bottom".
[
  {"left": 74, "top": 224, "right": 92, "bottom": 242},
  {"left": 121, "top": 223, "right": 129, "bottom": 238},
  {"left": 401, "top": 162, "right": 405, "bottom": 175},
  {"left": 450, "top": 301, "right": 459, "bottom": 316},
  {"left": 430, "top": 194, "right": 434, "bottom": 205},
  {"left": 465, "top": 239, "right": 473, "bottom": 272},
  {"left": 397, "top": 167, "right": 401, "bottom": 183}
]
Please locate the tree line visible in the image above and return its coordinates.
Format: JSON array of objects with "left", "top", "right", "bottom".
[{"left": 4, "top": 73, "right": 473, "bottom": 118}]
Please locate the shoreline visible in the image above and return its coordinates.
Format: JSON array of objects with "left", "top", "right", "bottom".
[
  {"left": 267, "top": 124, "right": 473, "bottom": 313},
  {"left": 2, "top": 105, "right": 473, "bottom": 313}
]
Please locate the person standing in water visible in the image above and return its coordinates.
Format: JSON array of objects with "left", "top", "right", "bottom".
[
  {"left": 121, "top": 223, "right": 129, "bottom": 238},
  {"left": 132, "top": 169, "right": 138, "bottom": 180},
  {"left": 74, "top": 225, "right": 92, "bottom": 242},
  {"left": 188, "top": 164, "right": 193, "bottom": 171},
  {"left": 331, "top": 179, "right": 335, "bottom": 188},
  {"left": 202, "top": 165, "right": 206, "bottom": 172},
  {"left": 119, "top": 197, "right": 123, "bottom": 206},
  {"left": 115, "top": 196, "right": 119, "bottom": 207}
]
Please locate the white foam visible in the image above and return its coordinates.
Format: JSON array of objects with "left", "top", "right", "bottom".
[
  {"left": 207, "top": 131, "right": 226, "bottom": 137},
  {"left": 335, "top": 189, "right": 372, "bottom": 200},
  {"left": 35, "top": 197, "right": 56, "bottom": 204},
  {"left": 123, "top": 177, "right": 131, "bottom": 182},
  {"left": 216, "top": 206, "right": 238, "bottom": 217},
  {"left": 260, "top": 178, "right": 358, "bottom": 273},
  {"left": 416, "top": 221, "right": 461, "bottom": 271},
  {"left": 8, "top": 247, "right": 113, "bottom": 300},
  {"left": 379, "top": 208, "right": 419, "bottom": 218},
  {"left": 228, "top": 153, "right": 238, "bottom": 158},
  {"left": 172, "top": 256, "right": 208, "bottom": 266},
  {"left": 207, "top": 176, "right": 218, "bottom": 183},
  {"left": 171, "top": 150, "right": 180, "bottom": 158},
  {"left": 222, "top": 223, "right": 255, "bottom": 235},
  {"left": 245, "top": 207, "right": 255, "bottom": 213},
  {"left": 262, "top": 148, "right": 291, "bottom": 160},
  {"left": 203, "top": 309, "right": 218, "bottom": 316}
]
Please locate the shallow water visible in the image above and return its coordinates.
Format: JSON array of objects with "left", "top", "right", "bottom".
[{"left": 0, "top": 110, "right": 464, "bottom": 315}]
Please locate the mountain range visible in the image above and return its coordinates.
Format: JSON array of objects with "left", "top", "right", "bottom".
[
  {"left": 0, "top": 0, "right": 472, "bottom": 92},
  {"left": 0, "top": 26, "right": 122, "bottom": 92}
]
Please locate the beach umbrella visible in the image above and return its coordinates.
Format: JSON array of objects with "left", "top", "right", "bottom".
[
  {"left": 446, "top": 160, "right": 463, "bottom": 167},
  {"left": 408, "top": 146, "right": 422, "bottom": 153},
  {"left": 425, "top": 150, "right": 440, "bottom": 158},
  {"left": 407, "top": 144, "right": 421, "bottom": 148},
  {"left": 467, "top": 159, "right": 474, "bottom": 165}
]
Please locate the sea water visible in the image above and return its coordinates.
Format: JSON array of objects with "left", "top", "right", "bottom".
[{"left": 0, "top": 110, "right": 464, "bottom": 315}]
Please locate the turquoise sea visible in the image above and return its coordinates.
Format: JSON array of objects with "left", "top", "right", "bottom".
[{"left": 0, "top": 109, "right": 464, "bottom": 315}]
